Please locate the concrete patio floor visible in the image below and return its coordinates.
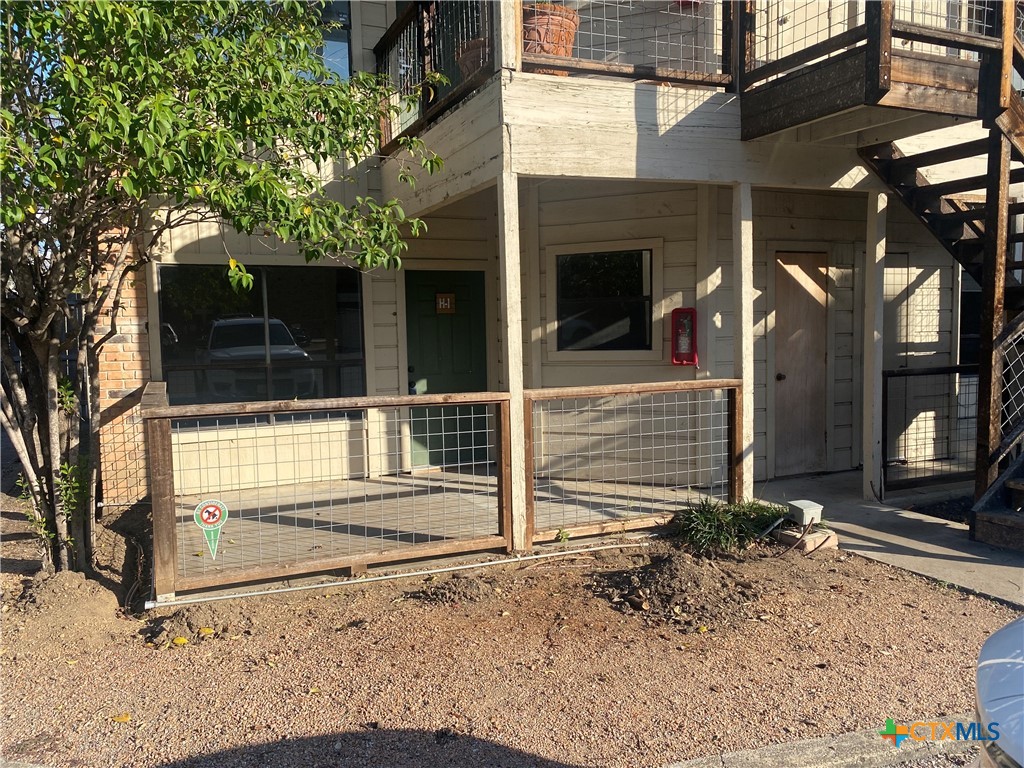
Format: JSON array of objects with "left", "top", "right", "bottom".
[{"left": 757, "top": 471, "right": 1024, "bottom": 608}]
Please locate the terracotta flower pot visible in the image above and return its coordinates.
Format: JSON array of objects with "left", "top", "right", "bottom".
[
  {"left": 456, "top": 37, "right": 490, "bottom": 82},
  {"left": 523, "top": 3, "right": 580, "bottom": 76}
]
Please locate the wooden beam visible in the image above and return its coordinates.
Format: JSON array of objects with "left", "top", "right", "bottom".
[
  {"left": 144, "top": 416, "right": 177, "bottom": 600},
  {"left": 142, "top": 390, "right": 512, "bottom": 421},
  {"left": 524, "top": 379, "right": 743, "bottom": 401},
  {"left": 863, "top": 192, "right": 887, "bottom": 500},
  {"left": 975, "top": 128, "right": 1010, "bottom": 507},
  {"left": 887, "top": 137, "right": 990, "bottom": 176},
  {"left": 533, "top": 514, "right": 674, "bottom": 543},
  {"left": 173, "top": 535, "right": 511, "bottom": 593},
  {"left": 519, "top": 54, "right": 731, "bottom": 86},
  {"left": 732, "top": 182, "right": 754, "bottom": 500},
  {"left": 913, "top": 166, "right": 1024, "bottom": 203},
  {"left": 890, "top": 21, "right": 1004, "bottom": 53},
  {"left": 865, "top": 0, "right": 893, "bottom": 102},
  {"left": 496, "top": 150, "right": 529, "bottom": 551}
]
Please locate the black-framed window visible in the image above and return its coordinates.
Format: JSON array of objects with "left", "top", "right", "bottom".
[
  {"left": 555, "top": 248, "right": 653, "bottom": 351},
  {"left": 158, "top": 264, "right": 365, "bottom": 406},
  {"left": 320, "top": 1, "right": 351, "bottom": 80}
]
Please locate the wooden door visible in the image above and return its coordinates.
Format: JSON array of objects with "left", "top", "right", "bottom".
[
  {"left": 774, "top": 252, "right": 828, "bottom": 476},
  {"left": 404, "top": 270, "right": 488, "bottom": 468}
]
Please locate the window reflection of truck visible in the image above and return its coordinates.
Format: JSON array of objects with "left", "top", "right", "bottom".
[{"left": 197, "top": 317, "right": 318, "bottom": 401}]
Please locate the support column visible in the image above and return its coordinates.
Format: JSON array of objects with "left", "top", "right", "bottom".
[
  {"left": 975, "top": 129, "right": 1010, "bottom": 503},
  {"left": 862, "top": 192, "right": 887, "bottom": 500},
  {"left": 732, "top": 183, "right": 754, "bottom": 500},
  {"left": 497, "top": 169, "right": 528, "bottom": 551}
]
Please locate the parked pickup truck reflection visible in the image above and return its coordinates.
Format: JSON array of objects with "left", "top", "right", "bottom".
[{"left": 198, "top": 317, "right": 318, "bottom": 401}]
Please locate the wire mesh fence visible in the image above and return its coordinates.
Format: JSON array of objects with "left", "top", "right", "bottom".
[
  {"left": 526, "top": 381, "right": 738, "bottom": 540},
  {"left": 882, "top": 365, "right": 978, "bottom": 492},
  {"left": 747, "top": 0, "right": 865, "bottom": 69},
  {"left": 542, "top": 0, "right": 726, "bottom": 77},
  {"left": 143, "top": 386, "right": 511, "bottom": 593},
  {"left": 893, "top": 0, "right": 994, "bottom": 36}
]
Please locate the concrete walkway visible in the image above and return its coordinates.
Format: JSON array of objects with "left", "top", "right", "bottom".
[{"left": 756, "top": 471, "right": 1024, "bottom": 608}]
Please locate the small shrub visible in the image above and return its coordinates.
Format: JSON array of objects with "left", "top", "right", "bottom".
[{"left": 674, "top": 498, "right": 786, "bottom": 557}]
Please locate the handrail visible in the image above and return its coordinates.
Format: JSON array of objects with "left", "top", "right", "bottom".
[
  {"left": 524, "top": 378, "right": 742, "bottom": 402},
  {"left": 141, "top": 390, "right": 512, "bottom": 421},
  {"left": 890, "top": 21, "right": 1004, "bottom": 53},
  {"left": 882, "top": 364, "right": 979, "bottom": 378}
]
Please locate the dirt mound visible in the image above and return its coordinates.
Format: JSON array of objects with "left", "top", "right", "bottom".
[
  {"left": 409, "top": 573, "right": 501, "bottom": 605},
  {"left": 5, "top": 570, "right": 128, "bottom": 649},
  {"left": 144, "top": 601, "right": 255, "bottom": 646},
  {"left": 593, "top": 547, "right": 762, "bottom": 632}
]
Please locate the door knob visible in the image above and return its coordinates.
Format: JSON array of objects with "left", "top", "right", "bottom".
[{"left": 776, "top": 373, "right": 786, "bottom": 381}]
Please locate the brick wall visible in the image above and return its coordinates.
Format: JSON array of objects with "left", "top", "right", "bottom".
[{"left": 97, "top": 269, "right": 151, "bottom": 506}]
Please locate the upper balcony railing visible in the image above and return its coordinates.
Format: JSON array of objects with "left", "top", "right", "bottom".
[
  {"left": 738, "top": 0, "right": 1009, "bottom": 92},
  {"left": 374, "top": 1, "right": 1020, "bottom": 151},
  {"left": 519, "top": 1, "right": 731, "bottom": 86},
  {"left": 375, "top": 0, "right": 496, "bottom": 150}
]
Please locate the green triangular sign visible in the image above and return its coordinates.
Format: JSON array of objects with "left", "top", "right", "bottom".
[{"left": 194, "top": 500, "right": 228, "bottom": 560}]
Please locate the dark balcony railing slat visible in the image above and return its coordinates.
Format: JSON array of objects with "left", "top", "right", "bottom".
[
  {"left": 521, "top": 53, "right": 731, "bottom": 86},
  {"left": 742, "top": 25, "right": 867, "bottom": 90},
  {"left": 890, "top": 20, "right": 1005, "bottom": 53}
]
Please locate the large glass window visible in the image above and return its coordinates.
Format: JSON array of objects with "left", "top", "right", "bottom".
[
  {"left": 556, "top": 248, "right": 653, "bottom": 351},
  {"left": 320, "top": 1, "right": 351, "bottom": 80},
  {"left": 158, "top": 265, "right": 364, "bottom": 406}
]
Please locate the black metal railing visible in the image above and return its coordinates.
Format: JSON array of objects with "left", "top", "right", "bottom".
[
  {"left": 882, "top": 365, "right": 979, "bottom": 494},
  {"left": 375, "top": 0, "right": 495, "bottom": 149}
]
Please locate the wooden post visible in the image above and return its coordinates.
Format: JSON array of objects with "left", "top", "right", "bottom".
[
  {"left": 863, "top": 192, "right": 887, "bottom": 500},
  {"left": 497, "top": 156, "right": 529, "bottom": 550},
  {"left": 721, "top": 1, "right": 734, "bottom": 92},
  {"left": 522, "top": 396, "right": 536, "bottom": 549},
  {"left": 975, "top": 128, "right": 1010, "bottom": 508},
  {"left": 735, "top": 1, "right": 755, "bottom": 93},
  {"left": 495, "top": 399, "right": 514, "bottom": 552},
  {"left": 497, "top": 0, "right": 521, "bottom": 72},
  {"left": 732, "top": 182, "right": 754, "bottom": 500},
  {"left": 865, "top": 0, "right": 893, "bottom": 103},
  {"left": 144, "top": 415, "right": 177, "bottom": 600},
  {"left": 728, "top": 387, "right": 743, "bottom": 504}
]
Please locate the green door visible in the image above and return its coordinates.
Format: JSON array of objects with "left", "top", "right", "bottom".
[{"left": 405, "top": 270, "right": 488, "bottom": 468}]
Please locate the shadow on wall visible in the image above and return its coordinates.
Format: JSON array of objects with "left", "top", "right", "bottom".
[{"left": 154, "top": 729, "right": 584, "bottom": 768}]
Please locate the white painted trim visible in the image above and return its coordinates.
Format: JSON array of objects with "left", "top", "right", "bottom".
[
  {"left": 862, "top": 193, "right": 887, "bottom": 499},
  {"left": 542, "top": 238, "right": 666, "bottom": 364},
  {"left": 523, "top": 180, "right": 543, "bottom": 388},
  {"left": 733, "top": 183, "right": 755, "bottom": 500},
  {"left": 498, "top": 169, "right": 528, "bottom": 552},
  {"left": 695, "top": 185, "right": 716, "bottom": 381},
  {"left": 852, "top": 241, "right": 865, "bottom": 470}
]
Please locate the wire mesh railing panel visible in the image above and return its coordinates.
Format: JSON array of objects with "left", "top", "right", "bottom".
[
  {"left": 529, "top": 386, "right": 733, "bottom": 536},
  {"left": 377, "top": 1, "right": 494, "bottom": 147},
  {"left": 883, "top": 367, "right": 978, "bottom": 491},
  {"left": 749, "top": 0, "right": 865, "bottom": 68},
  {"left": 893, "top": 0, "right": 995, "bottom": 36},
  {"left": 168, "top": 401, "right": 503, "bottom": 583},
  {"left": 562, "top": 0, "right": 725, "bottom": 75},
  {"left": 999, "top": 326, "right": 1024, "bottom": 437}
]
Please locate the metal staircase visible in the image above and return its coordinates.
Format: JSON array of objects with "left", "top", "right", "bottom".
[{"left": 858, "top": 4, "right": 1024, "bottom": 550}]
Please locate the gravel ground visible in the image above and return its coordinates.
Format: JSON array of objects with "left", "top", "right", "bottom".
[
  {"left": 898, "top": 746, "right": 978, "bottom": 767},
  {"left": 1, "top": 501, "right": 1019, "bottom": 768}
]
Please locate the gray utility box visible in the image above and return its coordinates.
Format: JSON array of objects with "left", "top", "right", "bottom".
[{"left": 787, "top": 499, "right": 823, "bottom": 527}]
